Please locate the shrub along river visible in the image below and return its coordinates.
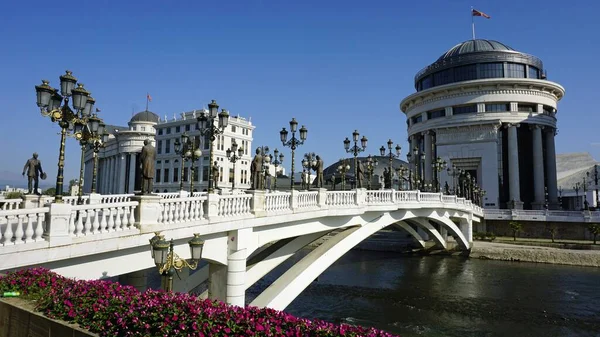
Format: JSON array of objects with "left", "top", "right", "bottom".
[{"left": 244, "top": 250, "right": 600, "bottom": 337}]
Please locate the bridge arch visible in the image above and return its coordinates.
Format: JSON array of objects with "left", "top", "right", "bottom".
[{"left": 249, "top": 211, "right": 458, "bottom": 311}]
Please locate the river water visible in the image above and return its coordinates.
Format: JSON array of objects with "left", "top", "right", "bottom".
[{"left": 245, "top": 250, "right": 600, "bottom": 337}]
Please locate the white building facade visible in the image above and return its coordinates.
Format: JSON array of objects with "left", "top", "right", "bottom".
[
  {"left": 400, "top": 39, "right": 565, "bottom": 210},
  {"left": 84, "top": 108, "right": 256, "bottom": 194},
  {"left": 83, "top": 111, "right": 158, "bottom": 195},
  {"left": 153, "top": 110, "right": 255, "bottom": 192}
]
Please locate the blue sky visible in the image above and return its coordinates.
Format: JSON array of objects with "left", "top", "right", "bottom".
[{"left": 1, "top": 0, "right": 599, "bottom": 185}]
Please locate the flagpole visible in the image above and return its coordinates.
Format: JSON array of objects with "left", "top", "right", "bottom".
[
  {"left": 146, "top": 93, "right": 149, "bottom": 111},
  {"left": 471, "top": 6, "right": 475, "bottom": 39}
]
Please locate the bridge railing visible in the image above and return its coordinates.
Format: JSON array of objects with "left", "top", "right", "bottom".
[
  {"left": 0, "top": 207, "right": 48, "bottom": 245},
  {"left": 68, "top": 201, "right": 138, "bottom": 237},
  {"left": 0, "top": 199, "right": 22, "bottom": 210},
  {"left": 265, "top": 192, "right": 291, "bottom": 213},
  {"left": 157, "top": 195, "right": 207, "bottom": 225}
]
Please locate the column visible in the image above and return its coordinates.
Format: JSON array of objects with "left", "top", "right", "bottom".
[
  {"left": 507, "top": 124, "right": 523, "bottom": 209},
  {"left": 128, "top": 153, "right": 137, "bottom": 194},
  {"left": 226, "top": 248, "right": 247, "bottom": 307},
  {"left": 103, "top": 157, "right": 109, "bottom": 194},
  {"left": 118, "top": 154, "right": 127, "bottom": 194},
  {"left": 531, "top": 125, "right": 545, "bottom": 209},
  {"left": 108, "top": 156, "right": 115, "bottom": 194},
  {"left": 545, "top": 128, "right": 559, "bottom": 209},
  {"left": 424, "top": 131, "right": 433, "bottom": 184}
]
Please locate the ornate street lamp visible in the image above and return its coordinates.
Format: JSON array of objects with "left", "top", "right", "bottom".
[
  {"left": 446, "top": 165, "right": 460, "bottom": 195},
  {"left": 280, "top": 118, "right": 307, "bottom": 190},
  {"left": 302, "top": 152, "right": 317, "bottom": 190},
  {"left": 35, "top": 71, "right": 97, "bottom": 203},
  {"left": 582, "top": 176, "right": 590, "bottom": 210},
  {"left": 263, "top": 149, "right": 272, "bottom": 189},
  {"left": 396, "top": 165, "right": 409, "bottom": 191},
  {"left": 344, "top": 130, "right": 368, "bottom": 188},
  {"left": 226, "top": 141, "right": 244, "bottom": 191},
  {"left": 76, "top": 113, "right": 106, "bottom": 203},
  {"left": 90, "top": 129, "right": 109, "bottom": 194},
  {"left": 379, "top": 139, "right": 401, "bottom": 189},
  {"left": 365, "top": 155, "right": 378, "bottom": 190},
  {"left": 432, "top": 157, "right": 447, "bottom": 193},
  {"left": 149, "top": 232, "right": 204, "bottom": 292},
  {"left": 196, "top": 100, "right": 229, "bottom": 193},
  {"left": 337, "top": 159, "right": 351, "bottom": 190},
  {"left": 269, "top": 149, "right": 284, "bottom": 191},
  {"left": 174, "top": 132, "right": 191, "bottom": 191},
  {"left": 573, "top": 182, "right": 581, "bottom": 210}
]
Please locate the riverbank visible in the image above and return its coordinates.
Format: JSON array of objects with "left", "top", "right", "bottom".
[{"left": 470, "top": 241, "right": 600, "bottom": 267}]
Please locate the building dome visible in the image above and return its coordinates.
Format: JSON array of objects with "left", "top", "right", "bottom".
[
  {"left": 437, "top": 39, "right": 516, "bottom": 61},
  {"left": 130, "top": 110, "right": 160, "bottom": 124}
]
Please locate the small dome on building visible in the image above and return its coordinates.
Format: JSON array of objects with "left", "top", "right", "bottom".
[
  {"left": 130, "top": 110, "right": 160, "bottom": 124},
  {"left": 437, "top": 39, "right": 517, "bottom": 61}
]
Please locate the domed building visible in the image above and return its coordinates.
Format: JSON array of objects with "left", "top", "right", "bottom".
[
  {"left": 400, "top": 39, "right": 565, "bottom": 210},
  {"left": 83, "top": 110, "right": 158, "bottom": 194}
]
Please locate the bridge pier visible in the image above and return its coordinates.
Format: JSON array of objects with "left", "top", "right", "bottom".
[{"left": 118, "top": 270, "right": 148, "bottom": 293}]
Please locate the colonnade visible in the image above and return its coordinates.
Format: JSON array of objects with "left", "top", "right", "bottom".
[
  {"left": 409, "top": 123, "right": 559, "bottom": 210},
  {"left": 97, "top": 152, "right": 137, "bottom": 194}
]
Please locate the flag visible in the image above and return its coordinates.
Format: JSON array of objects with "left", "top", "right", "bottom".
[
  {"left": 147, "top": 93, "right": 152, "bottom": 102},
  {"left": 95, "top": 108, "right": 101, "bottom": 112},
  {"left": 472, "top": 9, "right": 491, "bottom": 19}
]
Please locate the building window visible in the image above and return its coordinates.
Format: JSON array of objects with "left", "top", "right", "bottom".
[
  {"left": 433, "top": 69, "right": 454, "bottom": 86},
  {"left": 158, "top": 128, "right": 163, "bottom": 135},
  {"left": 166, "top": 127, "right": 171, "bottom": 134},
  {"left": 421, "top": 76, "right": 433, "bottom": 90},
  {"left": 454, "top": 64, "right": 477, "bottom": 82},
  {"left": 155, "top": 169, "right": 161, "bottom": 183},
  {"left": 157, "top": 140, "right": 162, "bottom": 154},
  {"left": 485, "top": 103, "right": 510, "bottom": 112},
  {"left": 543, "top": 105, "right": 554, "bottom": 115},
  {"left": 193, "top": 166, "right": 199, "bottom": 181},
  {"left": 231, "top": 125, "right": 237, "bottom": 133},
  {"left": 165, "top": 139, "right": 171, "bottom": 154},
  {"left": 176, "top": 126, "right": 181, "bottom": 133},
  {"left": 518, "top": 103, "right": 537, "bottom": 112},
  {"left": 479, "top": 63, "right": 504, "bottom": 79},
  {"left": 173, "top": 167, "right": 179, "bottom": 182},
  {"left": 427, "top": 109, "right": 445, "bottom": 120},
  {"left": 185, "top": 124, "right": 191, "bottom": 132},
  {"left": 411, "top": 114, "right": 423, "bottom": 124},
  {"left": 529, "top": 66, "right": 540, "bottom": 79},
  {"left": 453, "top": 104, "right": 477, "bottom": 115},
  {"left": 202, "top": 166, "right": 209, "bottom": 181},
  {"left": 183, "top": 167, "right": 189, "bottom": 182},
  {"left": 506, "top": 63, "right": 525, "bottom": 78},
  {"left": 141, "top": 126, "right": 146, "bottom": 132},
  {"left": 203, "top": 134, "right": 210, "bottom": 150},
  {"left": 163, "top": 169, "right": 169, "bottom": 183}
]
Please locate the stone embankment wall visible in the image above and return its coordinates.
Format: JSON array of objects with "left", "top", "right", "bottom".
[
  {"left": 0, "top": 298, "right": 97, "bottom": 337},
  {"left": 484, "top": 220, "right": 594, "bottom": 241},
  {"left": 470, "top": 241, "right": 600, "bottom": 267}
]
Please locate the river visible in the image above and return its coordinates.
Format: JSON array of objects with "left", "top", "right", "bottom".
[{"left": 244, "top": 250, "right": 600, "bottom": 337}]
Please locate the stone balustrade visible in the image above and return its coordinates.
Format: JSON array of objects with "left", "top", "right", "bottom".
[{"left": 0, "top": 189, "right": 483, "bottom": 258}]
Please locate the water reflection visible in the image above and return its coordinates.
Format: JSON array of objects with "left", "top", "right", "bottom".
[{"left": 247, "top": 250, "right": 600, "bottom": 337}]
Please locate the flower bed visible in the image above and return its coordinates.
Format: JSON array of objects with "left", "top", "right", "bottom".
[{"left": 0, "top": 268, "right": 399, "bottom": 337}]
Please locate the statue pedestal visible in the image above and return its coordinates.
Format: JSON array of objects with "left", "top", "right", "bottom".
[
  {"left": 130, "top": 195, "right": 162, "bottom": 232},
  {"left": 245, "top": 190, "right": 266, "bottom": 217},
  {"left": 21, "top": 194, "right": 47, "bottom": 209}
]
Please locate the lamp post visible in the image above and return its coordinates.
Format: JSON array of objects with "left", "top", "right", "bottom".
[
  {"left": 592, "top": 165, "right": 600, "bottom": 208},
  {"left": 406, "top": 152, "right": 413, "bottom": 190},
  {"left": 76, "top": 114, "right": 106, "bottom": 203},
  {"left": 196, "top": 100, "right": 229, "bottom": 193},
  {"left": 90, "top": 130, "right": 109, "bottom": 194},
  {"left": 174, "top": 132, "right": 191, "bottom": 191},
  {"left": 337, "top": 159, "right": 351, "bottom": 190},
  {"left": 269, "top": 149, "right": 284, "bottom": 191},
  {"left": 432, "top": 157, "right": 447, "bottom": 193},
  {"left": 396, "top": 166, "right": 409, "bottom": 191},
  {"left": 226, "top": 141, "right": 244, "bottom": 191},
  {"left": 365, "top": 155, "right": 378, "bottom": 190},
  {"left": 343, "top": 130, "right": 368, "bottom": 187},
  {"left": 302, "top": 152, "right": 316, "bottom": 190},
  {"left": 558, "top": 186, "right": 563, "bottom": 208},
  {"left": 379, "top": 139, "right": 401, "bottom": 189},
  {"left": 185, "top": 140, "right": 202, "bottom": 194},
  {"left": 582, "top": 176, "right": 590, "bottom": 210},
  {"left": 280, "top": 118, "right": 307, "bottom": 190},
  {"left": 149, "top": 232, "right": 204, "bottom": 292},
  {"left": 35, "top": 71, "right": 97, "bottom": 203},
  {"left": 446, "top": 165, "right": 460, "bottom": 195},
  {"left": 573, "top": 182, "right": 581, "bottom": 210}
]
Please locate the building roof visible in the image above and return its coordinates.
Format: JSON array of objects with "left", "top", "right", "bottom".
[
  {"left": 105, "top": 124, "right": 128, "bottom": 135},
  {"left": 130, "top": 110, "right": 160, "bottom": 124},
  {"left": 437, "top": 39, "right": 517, "bottom": 61},
  {"left": 556, "top": 152, "right": 599, "bottom": 189}
]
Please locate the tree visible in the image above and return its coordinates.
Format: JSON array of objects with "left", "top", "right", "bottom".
[
  {"left": 588, "top": 224, "right": 600, "bottom": 245},
  {"left": 509, "top": 221, "right": 523, "bottom": 241},
  {"left": 546, "top": 224, "right": 559, "bottom": 243},
  {"left": 43, "top": 187, "right": 56, "bottom": 196},
  {"left": 4, "top": 191, "right": 23, "bottom": 199}
]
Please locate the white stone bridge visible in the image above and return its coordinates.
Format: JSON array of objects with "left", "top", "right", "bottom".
[{"left": 0, "top": 189, "right": 482, "bottom": 311}]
